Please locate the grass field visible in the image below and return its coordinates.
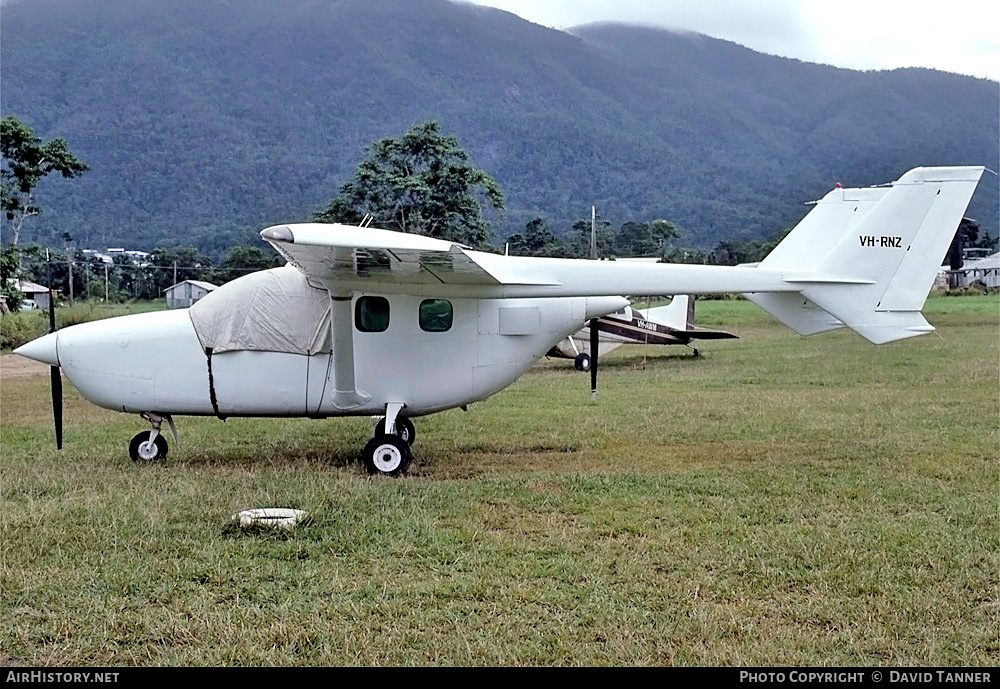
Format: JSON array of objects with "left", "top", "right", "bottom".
[{"left": 1, "top": 294, "right": 997, "bottom": 666}]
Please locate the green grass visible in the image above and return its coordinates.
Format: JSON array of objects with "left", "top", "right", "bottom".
[{"left": 1, "top": 293, "right": 997, "bottom": 666}]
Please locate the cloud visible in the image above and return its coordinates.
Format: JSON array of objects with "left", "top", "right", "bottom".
[{"left": 467, "top": 0, "right": 999, "bottom": 80}]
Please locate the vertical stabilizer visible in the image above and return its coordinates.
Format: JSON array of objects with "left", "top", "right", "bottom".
[
  {"left": 640, "top": 295, "right": 693, "bottom": 330},
  {"left": 748, "top": 166, "right": 985, "bottom": 344}
]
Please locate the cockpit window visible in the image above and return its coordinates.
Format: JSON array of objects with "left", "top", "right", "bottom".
[{"left": 356, "top": 296, "right": 390, "bottom": 332}]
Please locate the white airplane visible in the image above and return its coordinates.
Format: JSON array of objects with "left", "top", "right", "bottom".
[
  {"left": 14, "top": 166, "right": 985, "bottom": 476},
  {"left": 548, "top": 295, "right": 737, "bottom": 371}
]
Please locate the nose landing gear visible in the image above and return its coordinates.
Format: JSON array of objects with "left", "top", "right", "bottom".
[{"left": 129, "top": 412, "right": 178, "bottom": 463}]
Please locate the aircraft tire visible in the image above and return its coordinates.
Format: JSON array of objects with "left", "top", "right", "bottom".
[
  {"left": 129, "top": 431, "right": 168, "bottom": 463},
  {"left": 374, "top": 416, "right": 416, "bottom": 445},
  {"left": 574, "top": 353, "right": 591, "bottom": 372},
  {"left": 362, "top": 434, "right": 411, "bottom": 477}
]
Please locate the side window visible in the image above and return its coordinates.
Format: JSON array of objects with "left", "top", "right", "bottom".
[
  {"left": 355, "top": 296, "right": 390, "bottom": 332},
  {"left": 419, "top": 299, "right": 453, "bottom": 332}
]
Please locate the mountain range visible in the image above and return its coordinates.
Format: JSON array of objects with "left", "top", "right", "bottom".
[{"left": 1, "top": 0, "right": 997, "bottom": 255}]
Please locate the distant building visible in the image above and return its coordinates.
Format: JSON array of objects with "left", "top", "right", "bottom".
[
  {"left": 106, "top": 248, "right": 151, "bottom": 265},
  {"left": 81, "top": 249, "right": 113, "bottom": 264},
  {"left": 941, "top": 252, "right": 1000, "bottom": 290},
  {"left": 163, "top": 279, "right": 217, "bottom": 309},
  {"left": 8, "top": 279, "right": 53, "bottom": 309}
]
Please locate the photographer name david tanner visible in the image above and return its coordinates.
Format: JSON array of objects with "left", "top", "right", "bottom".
[{"left": 891, "top": 672, "right": 991, "bottom": 683}]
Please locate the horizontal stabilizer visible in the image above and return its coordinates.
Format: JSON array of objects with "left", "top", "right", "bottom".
[{"left": 743, "top": 293, "right": 843, "bottom": 336}]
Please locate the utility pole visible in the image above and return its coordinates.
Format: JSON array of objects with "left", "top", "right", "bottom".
[
  {"left": 173, "top": 260, "right": 177, "bottom": 286},
  {"left": 104, "top": 263, "right": 109, "bottom": 302},
  {"left": 46, "top": 249, "right": 53, "bottom": 315},
  {"left": 63, "top": 232, "right": 74, "bottom": 306},
  {"left": 590, "top": 205, "right": 597, "bottom": 260}
]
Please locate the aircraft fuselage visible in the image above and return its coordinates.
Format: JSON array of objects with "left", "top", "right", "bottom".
[{"left": 39, "top": 293, "right": 627, "bottom": 418}]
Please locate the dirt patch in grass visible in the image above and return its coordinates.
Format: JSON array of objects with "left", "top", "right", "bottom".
[{"left": 0, "top": 354, "right": 47, "bottom": 380}]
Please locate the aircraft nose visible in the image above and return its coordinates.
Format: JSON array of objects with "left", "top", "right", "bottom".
[{"left": 14, "top": 332, "right": 60, "bottom": 367}]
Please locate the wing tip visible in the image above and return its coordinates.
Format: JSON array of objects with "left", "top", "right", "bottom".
[{"left": 261, "top": 225, "right": 294, "bottom": 243}]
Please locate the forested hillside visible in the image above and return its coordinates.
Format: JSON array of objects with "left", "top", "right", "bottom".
[{"left": 2, "top": 0, "right": 996, "bottom": 252}]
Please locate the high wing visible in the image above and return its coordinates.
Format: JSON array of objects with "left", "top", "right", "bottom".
[
  {"left": 260, "top": 224, "right": 563, "bottom": 290},
  {"left": 262, "top": 223, "right": 805, "bottom": 299},
  {"left": 262, "top": 166, "right": 983, "bottom": 344}
]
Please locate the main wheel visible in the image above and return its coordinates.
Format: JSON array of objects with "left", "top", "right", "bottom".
[
  {"left": 362, "top": 435, "right": 412, "bottom": 477},
  {"left": 129, "top": 431, "right": 168, "bottom": 462},
  {"left": 574, "top": 352, "right": 591, "bottom": 372},
  {"left": 374, "top": 416, "right": 416, "bottom": 445}
]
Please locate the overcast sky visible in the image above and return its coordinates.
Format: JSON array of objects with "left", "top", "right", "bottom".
[{"left": 467, "top": 0, "right": 999, "bottom": 81}]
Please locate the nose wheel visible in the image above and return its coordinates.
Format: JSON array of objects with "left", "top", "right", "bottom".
[
  {"left": 129, "top": 431, "right": 168, "bottom": 462},
  {"left": 129, "top": 412, "right": 177, "bottom": 463}
]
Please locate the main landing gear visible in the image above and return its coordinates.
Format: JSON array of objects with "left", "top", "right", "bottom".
[
  {"left": 362, "top": 403, "right": 415, "bottom": 477},
  {"left": 125, "top": 407, "right": 418, "bottom": 476},
  {"left": 129, "top": 412, "right": 177, "bottom": 463}
]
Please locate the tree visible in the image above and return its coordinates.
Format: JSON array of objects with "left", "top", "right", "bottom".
[
  {"left": 660, "top": 246, "right": 708, "bottom": 264},
  {"left": 505, "top": 218, "right": 566, "bottom": 257},
  {"left": 614, "top": 219, "right": 680, "bottom": 257},
  {"left": 708, "top": 239, "right": 757, "bottom": 266},
  {"left": 568, "top": 217, "right": 614, "bottom": 258},
  {"left": 706, "top": 227, "right": 790, "bottom": 266},
  {"left": 972, "top": 230, "right": 998, "bottom": 253},
  {"left": 111, "top": 253, "right": 156, "bottom": 300},
  {"left": 214, "top": 245, "right": 281, "bottom": 284},
  {"left": 0, "top": 244, "right": 21, "bottom": 311},
  {"left": 315, "top": 121, "right": 504, "bottom": 247},
  {"left": 1, "top": 115, "right": 88, "bottom": 246},
  {"left": 946, "top": 217, "right": 996, "bottom": 268}
]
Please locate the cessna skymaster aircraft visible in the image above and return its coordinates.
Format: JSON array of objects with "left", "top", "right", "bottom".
[
  {"left": 14, "top": 166, "right": 985, "bottom": 476},
  {"left": 548, "top": 295, "right": 737, "bottom": 371}
]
